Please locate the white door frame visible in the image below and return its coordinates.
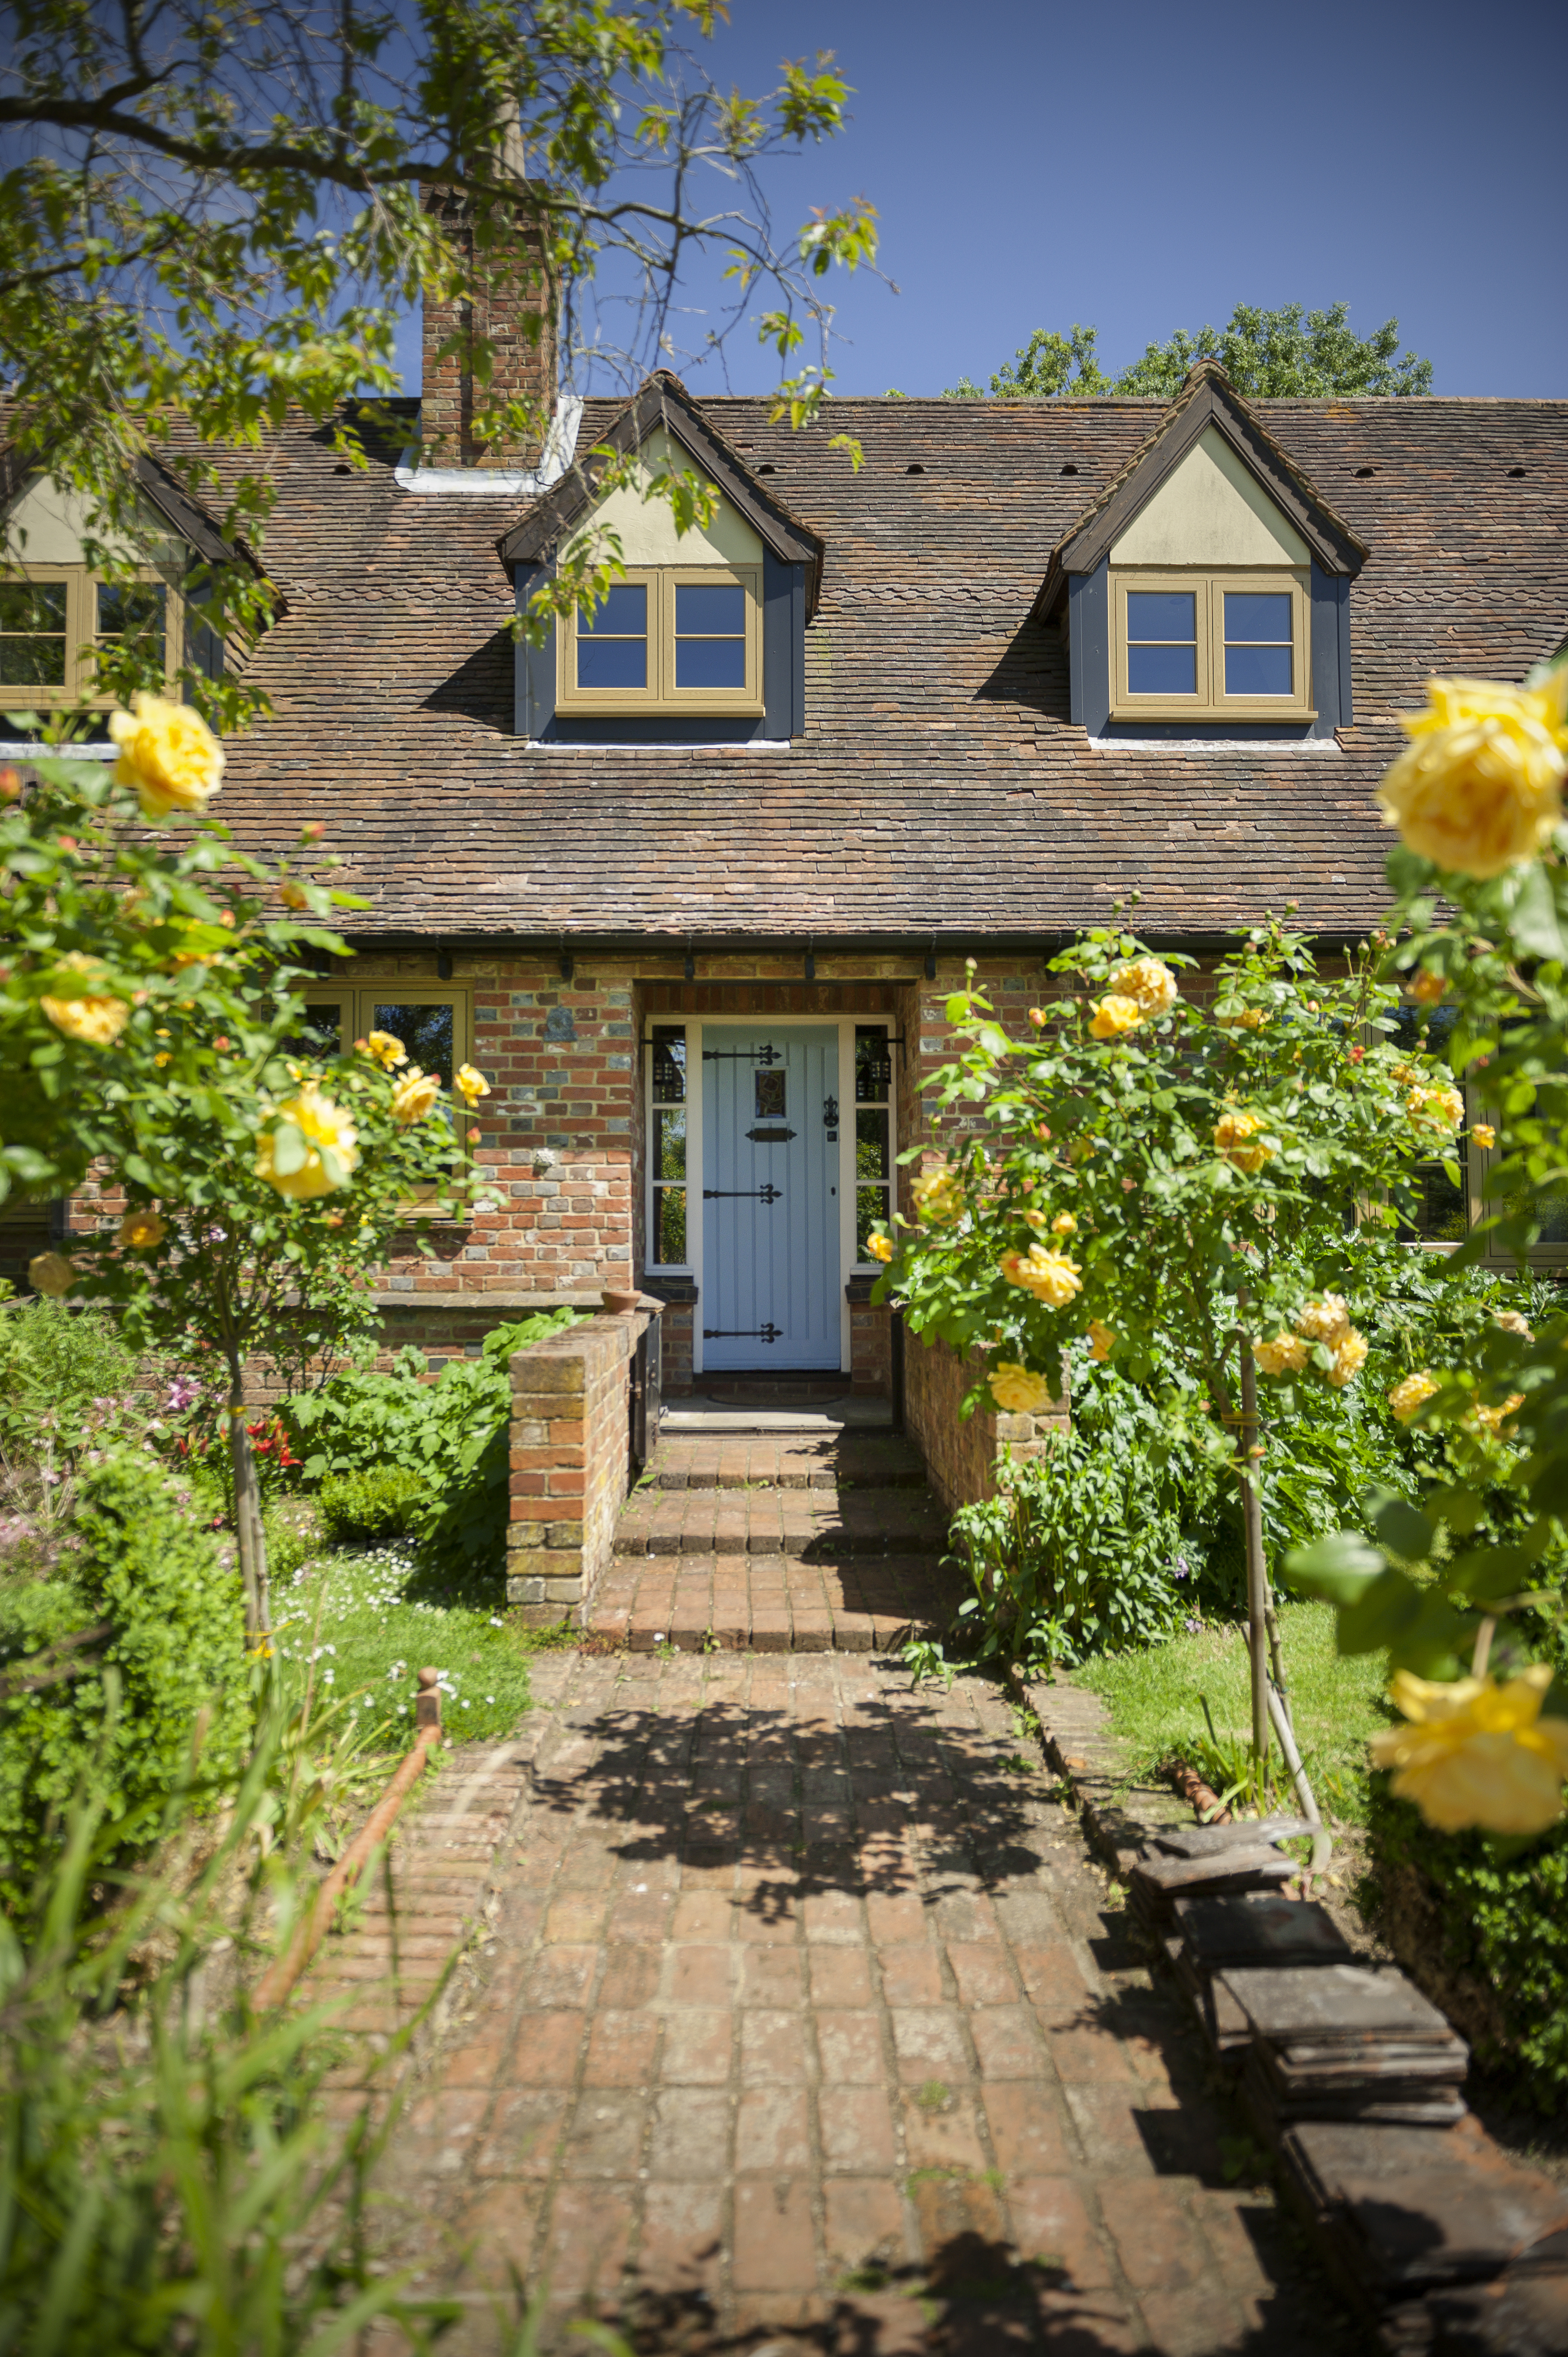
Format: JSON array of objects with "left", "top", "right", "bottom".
[{"left": 643, "top": 1013, "right": 894, "bottom": 1378}]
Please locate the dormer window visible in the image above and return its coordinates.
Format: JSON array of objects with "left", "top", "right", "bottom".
[
  {"left": 0, "top": 568, "right": 173, "bottom": 712},
  {"left": 557, "top": 565, "right": 762, "bottom": 715},
  {"left": 1111, "top": 567, "right": 1311, "bottom": 721}
]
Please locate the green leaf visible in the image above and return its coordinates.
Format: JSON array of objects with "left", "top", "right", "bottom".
[
  {"left": 1370, "top": 1495, "right": 1435, "bottom": 1564},
  {"left": 269, "top": 1119, "right": 307, "bottom": 1177},
  {"left": 1445, "top": 1543, "right": 1536, "bottom": 1602},
  {"left": 1507, "top": 863, "right": 1567, "bottom": 964},
  {"left": 1285, "top": 1529, "right": 1384, "bottom": 1602},
  {"left": 1337, "top": 1565, "right": 1425, "bottom": 1655}
]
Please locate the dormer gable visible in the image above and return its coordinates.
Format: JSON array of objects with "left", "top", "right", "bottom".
[
  {"left": 1038, "top": 362, "right": 1366, "bottom": 742},
  {"left": 502, "top": 373, "right": 822, "bottom": 745}
]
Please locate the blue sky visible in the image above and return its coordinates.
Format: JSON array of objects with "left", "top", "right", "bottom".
[{"left": 395, "top": 0, "right": 1567, "bottom": 400}]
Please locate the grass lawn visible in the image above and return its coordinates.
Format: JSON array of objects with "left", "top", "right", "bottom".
[
  {"left": 273, "top": 1539, "right": 570, "bottom": 1748},
  {"left": 1075, "top": 1600, "right": 1394, "bottom": 1826}
]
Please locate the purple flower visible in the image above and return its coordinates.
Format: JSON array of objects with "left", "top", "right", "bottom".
[{"left": 1184, "top": 1616, "right": 1203, "bottom": 1634}]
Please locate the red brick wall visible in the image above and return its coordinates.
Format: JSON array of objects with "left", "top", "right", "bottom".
[
  {"left": 904, "top": 1332, "right": 1069, "bottom": 1517},
  {"left": 508, "top": 1308, "right": 646, "bottom": 1625},
  {"left": 420, "top": 187, "right": 553, "bottom": 466}
]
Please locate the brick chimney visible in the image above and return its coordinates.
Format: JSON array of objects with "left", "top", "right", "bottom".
[{"left": 420, "top": 180, "right": 555, "bottom": 468}]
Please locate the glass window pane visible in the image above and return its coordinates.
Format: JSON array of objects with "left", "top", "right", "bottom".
[
  {"left": 372, "top": 1002, "right": 455, "bottom": 1088},
  {"left": 855, "top": 1027, "right": 892, "bottom": 1102},
  {"left": 655, "top": 1186, "right": 687, "bottom": 1263},
  {"left": 288, "top": 1001, "right": 347, "bottom": 1058},
  {"left": 1225, "top": 644, "right": 1293, "bottom": 696},
  {"left": 856, "top": 1108, "right": 889, "bottom": 1181},
  {"left": 96, "top": 581, "right": 166, "bottom": 652},
  {"left": 675, "top": 583, "right": 746, "bottom": 635},
  {"left": 654, "top": 1105, "right": 686, "bottom": 1180},
  {"left": 1225, "top": 592, "right": 1292, "bottom": 642},
  {"left": 755, "top": 1070, "right": 787, "bottom": 1119},
  {"left": 856, "top": 1185, "right": 889, "bottom": 1258},
  {"left": 652, "top": 1026, "right": 686, "bottom": 1103},
  {"left": 1126, "top": 591, "right": 1195, "bottom": 641},
  {"left": 1127, "top": 643, "right": 1196, "bottom": 695},
  {"left": 577, "top": 636, "right": 647, "bottom": 689},
  {"left": 0, "top": 638, "right": 68, "bottom": 686},
  {"left": 0, "top": 583, "right": 66, "bottom": 630},
  {"left": 675, "top": 637, "right": 746, "bottom": 689},
  {"left": 1400, "top": 1159, "right": 1468, "bottom": 1244},
  {"left": 580, "top": 583, "right": 647, "bottom": 636}
]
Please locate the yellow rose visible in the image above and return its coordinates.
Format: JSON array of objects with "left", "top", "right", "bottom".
[
  {"left": 28, "top": 1252, "right": 77, "bottom": 1298},
  {"left": 1089, "top": 993, "right": 1144, "bottom": 1041},
  {"left": 911, "top": 1166, "right": 962, "bottom": 1224},
  {"left": 1255, "top": 1332, "right": 1310, "bottom": 1377},
  {"left": 1371, "top": 1663, "right": 1568, "bottom": 1835},
  {"left": 1406, "top": 1083, "right": 1466, "bottom": 1134},
  {"left": 455, "top": 1063, "right": 491, "bottom": 1105},
  {"left": 989, "top": 1362, "right": 1054, "bottom": 1414},
  {"left": 1294, "top": 1293, "right": 1352, "bottom": 1345},
  {"left": 865, "top": 1232, "right": 894, "bottom": 1264},
  {"left": 1469, "top": 1392, "right": 1525, "bottom": 1437},
  {"left": 1388, "top": 1371, "right": 1441, "bottom": 1423},
  {"left": 1000, "top": 1245, "right": 1082, "bottom": 1310},
  {"left": 1110, "top": 958, "right": 1178, "bottom": 1017},
  {"left": 1493, "top": 1309, "right": 1533, "bottom": 1340},
  {"left": 1326, "top": 1329, "right": 1369, "bottom": 1388},
  {"left": 1050, "top": 1211, "right": 1077, "bottom": 1236},
  {"left": 362, "top": 1030, "right": 408, "bottom": 1069},
  {"left": 107, "top": 692, "right": 225, "bottom": 822},
  {"left": 1213, "top": 1109, "right": 1274, "bottom": 1172},
  {"left": 1472, "top": 1123, "right": 1496, "bottom": 1150},
  {"left": 1408, "top": 969, "right": 1449, "bottom": 1005},
  {"left": 39, "top": 951, "right": 130, "bottom": 1047},
  {"left": 1375, "top": 672, "right": 1568, "bottom": 880},
  {"left": 391, "top": 1066, "right": 442, "bottom": 1125},
  {"left": 1219, "top": 1006, "right": 1267, "bottom": 1030},
  {"left": 255, "top": 1084, "right": 360, "bottom": 1200},
  {"left": 1087, "top": 1319, "right": 1115, "bottom": 1362},
  {"left": 118, "top": 1207, "right": 167, "bottom": 1251},
  {"left": 279, "top": 879, "right": 310, "bottom": 910}
]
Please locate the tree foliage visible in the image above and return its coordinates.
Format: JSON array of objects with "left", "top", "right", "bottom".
[
  {"left": 946, "top": 301, "right": 1432, "bottom": 402},
  {"left": 0, "top": 0, "right": 878, "bottom": 725}
]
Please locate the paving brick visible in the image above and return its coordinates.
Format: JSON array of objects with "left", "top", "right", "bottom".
[
  {"left": 824, "top": 2177, "right": 907, "bottom": 2268},
  {"left": 816, "top": 2008, "right": 886, "bottom": 2085},
  {"left": 890, "top": 2006, "right": 971, "bottom": 2085},
  {"left": 1004, "top": 2176, "right": 1115, "bottom": 2289},
  {"left": 820, "top": 2083, "right": 898, "bottom": 2174},
  {"left": 982, "top": 2082, "right": 1071, "bottom": 2179},
  {"left": 736, "top": 2086, "right": 812, "bottom": 2171},
  {"left": 733, "top": 2176, "right": 818, "bottom": 2293}
]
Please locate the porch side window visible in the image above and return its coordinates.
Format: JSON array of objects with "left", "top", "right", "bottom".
[
  {"left": 649, "top": 1024, "right": 689, "bottom": 1267},
  {"left": 854, "top": 1025, "right": 894, "bottom": 1263}
]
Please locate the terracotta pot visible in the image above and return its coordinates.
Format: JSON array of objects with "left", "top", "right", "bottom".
[{"left": 601, "top": 1288, "right": 640, "bottom": 1315}]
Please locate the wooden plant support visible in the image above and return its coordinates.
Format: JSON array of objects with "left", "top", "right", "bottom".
[{"left": 254, "top": 1668, "right": 443, "bottom": 2012}]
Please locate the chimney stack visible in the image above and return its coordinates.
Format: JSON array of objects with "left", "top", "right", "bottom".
[{"left": 420, "top": 180, "right": 555, "bottom": 468}]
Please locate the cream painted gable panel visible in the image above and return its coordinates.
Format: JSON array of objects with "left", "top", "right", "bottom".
[
  {"left": 4, "top": 474, "right": 179, "bottom": 568},
  {"left": 563, "top": 426, "right": 763, "bottom": 568},
  {"left": 1110, "top": 425, "right": 1309, "bottom": 567}
]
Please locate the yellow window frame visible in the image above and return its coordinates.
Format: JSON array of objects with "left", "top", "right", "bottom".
[
  {"left": 556, "top": 565, "right": 764, "bottom": 716},
  {"left": 0, "top": 564, "right": 183, "bottom": 713},
  {"left": 1110, "top": 568, "right": 1313, "bottom": 723}
]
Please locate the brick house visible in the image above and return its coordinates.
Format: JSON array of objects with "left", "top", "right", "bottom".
[{"left": 7, "top": 268, "right": 1567, "bottom": 1406}]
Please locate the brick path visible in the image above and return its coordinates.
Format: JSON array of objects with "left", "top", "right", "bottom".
[
  {"left": 592, "top": 1433, "right": 964, "bottom": 1654},
  {"left": 368, "top": 1649, "right": 1355, "bottom": 2355}
]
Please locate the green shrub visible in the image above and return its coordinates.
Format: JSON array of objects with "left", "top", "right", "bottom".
[
  {"left": 283, "top": 1310, "right": 582, "bottom": 1591},
  {"left": 0, "top": 1449, "right": 250, "bottom": 1906},
  {"left": 1365, "top": 1772, "right": 1568, "bottom": 2109},
  {"left": 316, "top": 1464, "right": 427, "bottom": 1544},
  {"left": 0, "top": 1292, "right": 162, "bottom": 1465}
]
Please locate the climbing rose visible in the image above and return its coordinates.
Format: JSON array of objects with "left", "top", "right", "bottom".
[
  {"left": 1388, "top": 1371, "right": 1441, "bottom": 1423},
  {"left": 1087, "top": 1319, "right": 1115, "bottom": 1362},
  {"left": 107, "top": 692, "right": 225, "bottom": 821},
  {"left": 362, "top": 1030, "right": 408, "bottom": 1069},
  {"left": 1371, "top": 1664, "right": 1568, "bottom": 1835},
  {"left": 28, "top": 1252, "right": 77, "bottom": 1297},
  {"left": 1110, "top": 958, "right": 1178, "bottom": 1016},
  {"left": 1471, "top": 1123, "right": 1496, "bottom": 1149},
  {"left": 118, "top": 1207, "right": 167, "bottom": 1251},
  {"left": 865, "top": 1232, "right": 894, "bottom": 1263},
  {"left": 255, "top": 1084, "right": 360, "bottom": 1200},
  {"left": 1326, "top": 1329, "right": 1369, "bottom": 1388},
  {"left": 1089, "top": 993, "right": 1143, "bottom": 1040},
  {"left": 1375, "top": 672, "right": 1568, "bottom": 880},
  {"left": 1407, "top": 969, "right": 1448, "bottom": 1004},
  {"left": 455, "top": 1063, "right": 491, "bottom": 1105},
  {"left": 1000, "top": 1246, "right": 1081, "bottom": 1309},
  {"left": 390, "top": 1067, "right": 442, "bottom": 1124},
  {"left": 1469, "top": 1393, "right": 1525, "bottom": 1436},
  {"left": 1406, "top": 1083, "right": 1466, "bottom": 1134},
  {"left": 1255, "top": 1332, "right": 1310, "bottom": 1377},
  {"left": 1295, "top": 1294, "right": 1352, "bottom": 1346},
  {"left": 1493, "top": 1309, "right": 1533, "bottom": 1339},
  {"left": 40, "top": 953, "right": 129, "bottom": 1047},
  {"left": 1213, "top": 1109, "right": 1273, "bottom": 1172},
  {"left": 988, "top": 1362, "right": 1053, "bottom": 1414},
  {"left": 1050, "top": 1211, "right": 1077, "bottom": 1236},
  {"left": 911, "top": 1167, "right": 962, "bottom": 1223}
]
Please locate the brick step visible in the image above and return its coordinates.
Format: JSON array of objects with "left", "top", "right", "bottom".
[
  {"left": 589, "top": 1553, "right": 966, "bottom": 1654},
  {"left": 614, "top": 1484, "right": 946, "bottom": 1559},
  {"left": 646, "top": 1432, "right": 929, "bottom": 1493}
]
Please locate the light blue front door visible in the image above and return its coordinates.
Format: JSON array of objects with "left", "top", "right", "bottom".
[{"left": 701, "top": 1026, "right": 842, "bottom": 1370}]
